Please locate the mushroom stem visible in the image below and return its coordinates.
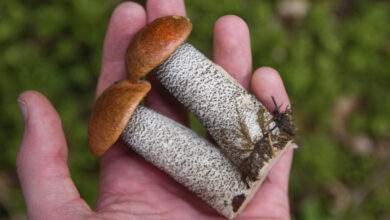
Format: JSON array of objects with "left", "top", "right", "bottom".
[
  {"left": 153, "top": 43, "right": 290, "bottom": 185},
  {"left": 120, "top": 105, "right": 253, "bottom": 219}
]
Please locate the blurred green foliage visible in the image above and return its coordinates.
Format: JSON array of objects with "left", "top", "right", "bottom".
[{"left": 1, "top": 0, "right": 389, "bottom": 219}]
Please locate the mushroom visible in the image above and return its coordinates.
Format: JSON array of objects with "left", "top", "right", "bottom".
[
  {"left": 126, "top": 16, "right": 295, "bottom": 186},
  {"left": 88, "top": 16, "right": 295, "bottom": 219},
  {"left": 88, "top": 79, "right": 252, "bottom": 219}
]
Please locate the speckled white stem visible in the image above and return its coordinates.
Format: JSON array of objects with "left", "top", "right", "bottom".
[
  {"left": 153, "top": 43, "right": 283, "bottom": 177},
  {"left": 121, "top": 106, "right": 252, "bottom": 219},
  {"left": 120, "top": 44, "right": 291, "bottom": 219}
]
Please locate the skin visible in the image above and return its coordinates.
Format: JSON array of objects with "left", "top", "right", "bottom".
[{"left": 16, "top": 1, "right": 294, "bottom": 219}]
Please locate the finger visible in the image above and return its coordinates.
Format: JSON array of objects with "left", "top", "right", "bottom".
[
  {"left": 209, "top": 15, "right": 252, "bottom": 140},
  {"left": 237, "top": 67, "right": 293, "bottom": 219},
  {"left": 213, "top": 15, "right": 252, "bottom": 89},
  {"left": 95, "top": 1, "right": 151, "bottom": 206},
  {"left": 145, "top": 0, "right": 188, "bottom": 124},
  {"left": 96, "top": 2, "right": 146, "bottom": 96},
  {"left": 17, "top": 91, "right": 91, "bottom": 219},
  {"left": 98, "top": 0, "right": 187, "bottom": 203},
  {"left": 251, "top": 67, "right": 292, "bottom": 195},
  {"left": 99, "top": 0, "right": 189, "bottom": 206},
  {"left": 146, "top": 0, "right": 186, "bottom": 22},
  {"left": 251, "top": 67, "right": 290, "bottom": 111},
  {"left": 251, "top": 67, "right": 292, "bottom": 190},
  {"left": 241, "top": 147, "right": 293, "bottom": 219}
]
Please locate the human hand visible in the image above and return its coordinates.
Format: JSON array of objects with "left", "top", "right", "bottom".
[{"left": 17, "top": 1, "right": 293, "bottom": 219}]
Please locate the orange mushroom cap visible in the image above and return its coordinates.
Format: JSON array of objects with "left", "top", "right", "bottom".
[
  {"left": 126, "top": 15, "right": 192, "bottom": 82},
  {"left": 88, "top": 80, "right": 151, "bottom": 156}
]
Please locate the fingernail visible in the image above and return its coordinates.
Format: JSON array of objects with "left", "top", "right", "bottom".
[{"left": 18, "top": 99, "right": 28, "bottom": 121}]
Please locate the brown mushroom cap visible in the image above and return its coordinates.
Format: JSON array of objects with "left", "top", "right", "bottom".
[
  {"left": 88, "top": 80, "right": 151, "bottom": 156},
  {"left": 126, "top": 16, "right": 192, "bottom": 82}
]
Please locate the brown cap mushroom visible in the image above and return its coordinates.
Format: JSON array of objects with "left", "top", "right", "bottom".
[
  {"left": 89, "top": 15, "right": 191, "bottom": 156},
  {"left": 88, "top": 80, "right": 151, "bottom": 156},
  {"left": 126, "top": 16, "right": 192, "bottom": 82}
]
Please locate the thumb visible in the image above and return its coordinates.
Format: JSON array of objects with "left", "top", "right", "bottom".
[{"left": 17, "top": 91, "right": 91, "bottom": 219}]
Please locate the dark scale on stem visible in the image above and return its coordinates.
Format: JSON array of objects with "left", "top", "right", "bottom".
[
  {"left": 232, "top": 194, "right": 246, "bottom": 212},
  {"left": 239, "top": 132, "right": 274, "bottom": 187}
]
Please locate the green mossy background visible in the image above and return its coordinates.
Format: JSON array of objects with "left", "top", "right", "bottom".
[{"left": 1, "top": 0, "right": 389, "bottom": 219}]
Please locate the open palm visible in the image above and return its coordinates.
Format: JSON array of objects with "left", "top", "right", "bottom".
[{"left": 17, "top": 1, "right": 293, "bottom": 219}]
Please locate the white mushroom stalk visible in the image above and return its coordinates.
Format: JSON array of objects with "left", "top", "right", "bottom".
[
  {"left": 153, "top": 43, "right": 293, "bottom": 186},
  {"left": 121, "top": 105, "right": 251, "bottom": 219}
]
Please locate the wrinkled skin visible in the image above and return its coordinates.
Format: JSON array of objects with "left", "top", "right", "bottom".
[{"left": 16, "top": 1, "right": 294, "bottom": 219}]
